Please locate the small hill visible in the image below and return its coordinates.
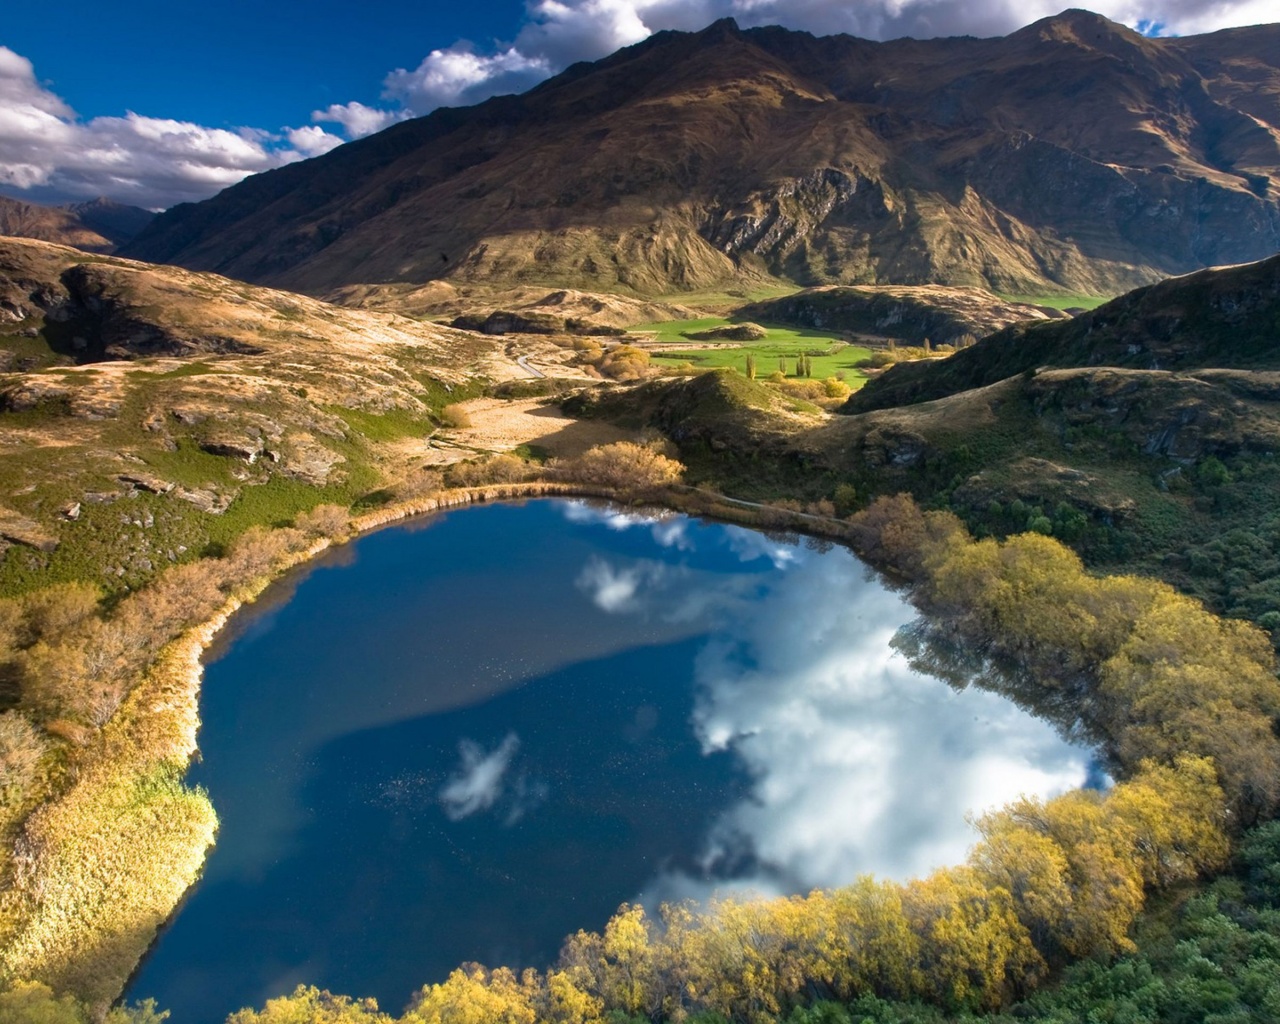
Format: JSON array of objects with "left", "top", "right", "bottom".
[
  {"left": 0, "top": 196, "right": 154, "bottom": 253},
  {"left": 739, "top": 285, "right": 1060, "bottom": 345},
  {"left": 683, "top": 323, "right": 768, "bottom": 341},
  {"left": 843, "top": 253, "right": 1280, "bottom": 413}
]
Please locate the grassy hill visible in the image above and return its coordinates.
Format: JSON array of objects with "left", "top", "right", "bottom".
[{"left": 844, "top": 253, "right": 1280, "bottom": 413}]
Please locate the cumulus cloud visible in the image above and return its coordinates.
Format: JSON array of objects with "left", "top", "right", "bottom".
[
  {"left": 285, "top": 125, "right": 344, "bottom": 157},
  {"left": 439, "top": 733, "right": 522, "bottom": 820},
  {"left": 0, "top": 45, "right": 355, "bottom": 208},
  {"left": 311, "top": 101, "right": 409, "bottom": 139},
  {"left": 374, "top": 0, "right": 1279, "bottom": 114}
]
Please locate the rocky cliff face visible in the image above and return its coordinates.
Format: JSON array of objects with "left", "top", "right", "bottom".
[{"left": 124, "top": 12, "right": 1280, "bottom": 298}]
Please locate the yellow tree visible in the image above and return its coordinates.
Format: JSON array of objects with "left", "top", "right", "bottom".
[
  {"left": 900, "top": 866, "right": 1041, "bottom": 1010},
  {"left": 403, "top": 965, "right": 538, "bottom": 1024}
]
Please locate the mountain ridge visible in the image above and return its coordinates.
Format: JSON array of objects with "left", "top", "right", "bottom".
[
  {"left": 123, "top": 11, "right": 1280, "bottom": 298},
  {"left": 0, "top": 196, "right": 155, "bottom": 254}
]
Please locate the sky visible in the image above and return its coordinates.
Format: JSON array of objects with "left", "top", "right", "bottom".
[{"left": 1, "top": 0, "right": 1275, "bottom": 210}]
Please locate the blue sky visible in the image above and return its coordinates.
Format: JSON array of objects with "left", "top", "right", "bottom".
[
  {"left": 0, "top": 0, "right": 1272, "bottom": 209},
  {"left": 3, "top": 0, "right": 527, "bottom": 129}
]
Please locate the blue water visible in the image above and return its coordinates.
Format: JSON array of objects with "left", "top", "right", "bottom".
[{"left": 127, "top": 500, "right": 1096, "bottom": 1022}]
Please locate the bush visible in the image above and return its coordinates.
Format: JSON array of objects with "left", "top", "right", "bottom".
[
  {"left": 21, "top": 584, "right": 101, "bottom": 646},
  {"left": 395, "top": 469, "right": 447, "bottom": 501},
  {"left": 558, "top": 442, "right": 684, "bottom": 491},
  {"left": 295, "top": 504, "right": 350, "bottom": 538},
  {"left": 444, "top": 455, "right": 537, "bottom": 488},
  {"left": 0, "top": 711, "right": 45, "bottom": 798},
  {"left": 226, "top": 526, "right": 308, "bottom": 580},
  {"left": 440, "top": 404, "right": 473, "bottom": 429},
  {"left": 597, "top": 345, "right": 651, "bottom": 382},
  {"left": 823, "top": 377, "right": 852, "bottom": 400}
]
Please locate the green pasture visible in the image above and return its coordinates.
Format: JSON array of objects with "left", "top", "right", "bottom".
[
  {"left": 631, "top": 317, "right": 873, "bottom": 383},
  {"left": 998, "top": 292, "right": 1111, "bottom": 311}
]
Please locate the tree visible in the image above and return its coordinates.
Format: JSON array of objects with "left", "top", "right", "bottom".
[
  {"left": 227, "top": 985, "right": 388, "bottom": 1023},
  {"left": 560, "top": 443, "right": 684, "bottom": 492},
  {"left": 404, "top": 966, "right": 539, "bottom": 1024}
]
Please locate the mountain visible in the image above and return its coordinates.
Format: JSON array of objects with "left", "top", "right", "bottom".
[
  {"left": 0, "top": 196, "right": 155, "bottom": 253},
  {"left": 123, "top": 11, "right": 1280, "bottom": 298},
  {"left": 842, "top": 252, "right": 1280, "bottom": 412}
]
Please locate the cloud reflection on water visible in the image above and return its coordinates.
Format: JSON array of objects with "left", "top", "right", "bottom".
[{"left": 560, "top": 502, "right": 1093, "bottom": 901}]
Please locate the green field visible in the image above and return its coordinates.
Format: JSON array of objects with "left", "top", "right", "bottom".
[
  {"left": 652, "top": 282, "right": 802, "bottom": 310},
  {"left": 631, "top": 317, "right": 873, "bottom": 383},
  {"left": 998, "top": 292, "right": 1111, "bottom": 311}
]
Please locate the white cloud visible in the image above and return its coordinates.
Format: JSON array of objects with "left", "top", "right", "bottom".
[
  {"left": 5, "top": 0, "right": 1273, "bottom": 209},
  {"left": 311, "top": 101, "right": 408, "bottom": 139},
  {"left": 286, "top": 125, "right": 344, "bottom": 157},
  {"left": 0, "top": 45, "right": 351, "bottom": 209},
  {"left": 438, "top": 732, "right": 522, "bottom": 820},
  {"left": 374, "top": 0, "right": 1280, "bottom": 115},
  {"left": 385, "top": 43, "right": 553, "bottom": 111}
]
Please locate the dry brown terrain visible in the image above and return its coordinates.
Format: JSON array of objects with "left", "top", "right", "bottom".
[{"left": 126, "top": 13, "right": 1280, "bottom": 299}]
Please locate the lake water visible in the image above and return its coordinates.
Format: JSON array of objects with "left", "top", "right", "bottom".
[{"left": 127, "top": 499, "right": 1099, "bottom": 1022}]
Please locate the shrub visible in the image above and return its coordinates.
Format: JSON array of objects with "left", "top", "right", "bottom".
[
  {"left": 226, "top": 526, "right": 308, "bottom": 580},
  {"left": 823, "top": 376, "right": 852, "bottom": 400},
  {"left": 597, "top": 346, "right": 651, "bottom": 382},
  {"left": 396, "top": 469, "right": 447, "bottom": 501},
  {"left": 0, "top": 711, "right": 45, "bottom": 797},
  {"left": 21, "top": 584, "right": 101, "bottom": 646},
  {"left": 440, "top": 404, "right": 473, "bottom": 429},
  {"left": 444, "top": 455, "right": 537, "bottom": 488},
  {"left": 295, "top": 504, "right": 350, "bottom": 538},
  {"left": 558, "top": 442, "right": 684, "bottom": 491}
]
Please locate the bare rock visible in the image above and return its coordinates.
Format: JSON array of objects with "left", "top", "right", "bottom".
[
  {"left": 174, "top": 487, "right": 233, "bottom": 514},
  {"left": 278, "top": 436, "right": 344, "bottom": 486},
  {"left": 0, "top": 511, "right": 58, "bottom": 552},
  {"left": 118, "top": 472, "right": 174, "bottom": 494}
]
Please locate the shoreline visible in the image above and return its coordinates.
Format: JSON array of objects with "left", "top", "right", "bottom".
[{"left": 101, "top": 479, "right": 862, "bottom": 1012}]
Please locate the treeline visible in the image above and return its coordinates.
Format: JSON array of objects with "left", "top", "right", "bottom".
[
  {"left": 207, "top": 497, "right": 1280, "bottom": 1024},
  {"left": 849, "top": 494, "right": 1280, "bottom": 823}
]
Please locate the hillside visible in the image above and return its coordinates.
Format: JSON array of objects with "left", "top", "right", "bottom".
[
  {"left": 738, "top": 284, "right": 1063, "bottom": 344},
  {"left": 0, "top": 237, "right": 520, "bottom": 590},
  {"left": 0, "top": 196, "right": 155, "bottom": 253},
  {"left": 123, "top": 12, "right": 1280, "bottom": 298},
  {"left": 843, "top": 252, "right": 1280, "bottom": 412}
]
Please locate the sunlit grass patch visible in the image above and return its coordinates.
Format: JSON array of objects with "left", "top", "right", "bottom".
[
  {"left": 997, "top": 292, "right": 1110, "bottom": 311},
  {"left": 631, "top": 318, "right": 872, "bottom": 384}
]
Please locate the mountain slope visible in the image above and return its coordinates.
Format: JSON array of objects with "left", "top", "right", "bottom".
[
  {"left": 0, "top": 196, "right": 155, "bottom": 253},
  {"left": 122, "top": 12, "right": 1280, "bottom": 298},
  {"left": 843, "top": 252, "right": 1280, "bottom": 413}
]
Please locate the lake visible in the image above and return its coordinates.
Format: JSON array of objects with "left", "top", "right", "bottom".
[{"left": 127, "top": 499, "right": 1099, "bottom": 1022}]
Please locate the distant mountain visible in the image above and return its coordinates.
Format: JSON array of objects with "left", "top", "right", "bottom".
[
  {"left": 843, "top": 252, "right": 1280, "bottom": 413},
  {"left": 0, "top": 196, "right": 155, "bottom": 253},
  {"left": 123, "top": 11, "right": 1279, "bottom": 297}
]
